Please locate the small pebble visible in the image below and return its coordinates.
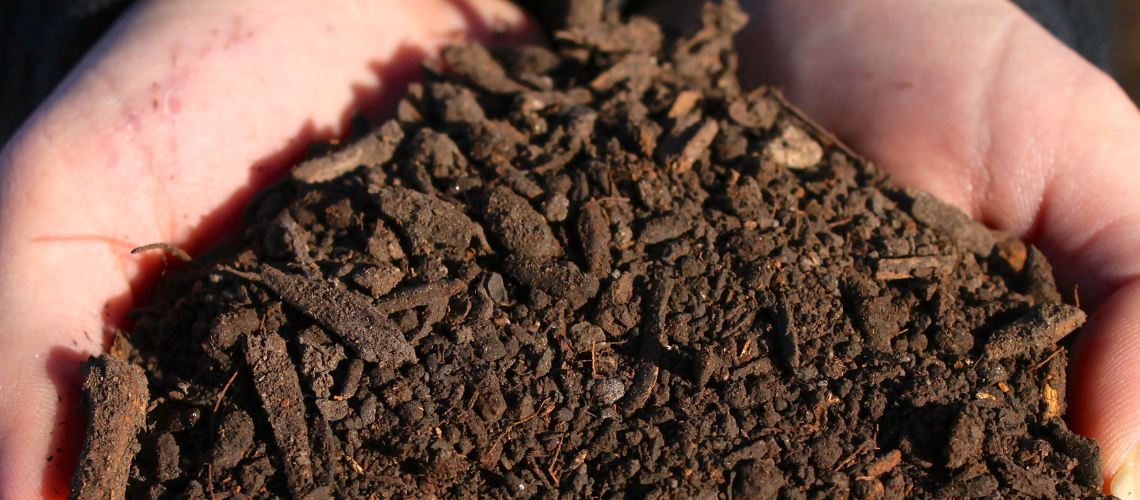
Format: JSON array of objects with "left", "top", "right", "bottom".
[
  {"left": 594, "top": 378, "right": 627, "bottom": 406},
  {"left": 542, "top": 194, "right": 571, "bottom": 222}
]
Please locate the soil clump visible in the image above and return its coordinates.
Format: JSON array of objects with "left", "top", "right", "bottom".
[{"left": 71, "top": 1, "right": 1107, "bottom": 499}]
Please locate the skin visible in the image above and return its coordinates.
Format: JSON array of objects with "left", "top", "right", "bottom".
[{"left": 0, "top": 0, "right": 1137, "bottom": 497}]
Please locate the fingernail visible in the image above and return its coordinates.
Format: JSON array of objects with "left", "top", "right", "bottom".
[{"left": 1113, "top": 445, "right": 1140, "bottom": 500}]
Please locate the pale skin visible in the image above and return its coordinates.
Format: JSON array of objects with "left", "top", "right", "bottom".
[{"left": 1, "top": 0, "right": 1138, "bottom": 498}]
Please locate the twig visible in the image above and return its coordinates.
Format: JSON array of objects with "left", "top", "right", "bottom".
[
  {"left": 828, "top": 217, "right": 853, "bottom": 228},
  {"left": 590, "top": 340, "right": 598, "bottom": 379},
  {"left": 596, "top": 196, "right": 630, "bottom": 206},
  {"left": 484, "top": 398, "right": 555, "bottom": 467},
  {"left": 1032, "top": 349, "right": 1064, "bottom": 372},
  {"left": 531, "top": 460, "right": 553, "bottom": 489},
  {"left": 511, "top": 397, "right": 554, "bottom": 429},
  {"left": 548, "top": 433, "right": 566, "bottom": 486},
  {"left": 213, "top": 370, "right": 240, "bottom": 414},
  {"left": 835, "top": 452, "right": 860, "bottom": 471}
]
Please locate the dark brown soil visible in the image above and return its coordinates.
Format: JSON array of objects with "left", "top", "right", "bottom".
[{"left": 71, "top": 1, "right": 1109, "bottom": 499}]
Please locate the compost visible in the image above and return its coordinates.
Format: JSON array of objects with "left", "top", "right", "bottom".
[{"left": 70, "top": 1, "right": 1107, "bottom": 499}]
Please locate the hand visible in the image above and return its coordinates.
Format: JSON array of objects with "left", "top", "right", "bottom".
[
  {"left": 5, "top": 0, "right": 1138, "bottom": 497},
  {"left": 0, "top": 1, "right": 534, "bottom": 498},
  {"left": 724, "top": 0, "right": 1140, "bottom": 494}
]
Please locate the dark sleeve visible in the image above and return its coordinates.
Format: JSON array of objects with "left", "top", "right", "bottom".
[{"left": 1012, "top": 0, "right": 1111, "bottom": 72}]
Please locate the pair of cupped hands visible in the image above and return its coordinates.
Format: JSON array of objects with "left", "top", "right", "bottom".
[{"left": 2, "top": 0, "right": 1139, "bottom": 498}]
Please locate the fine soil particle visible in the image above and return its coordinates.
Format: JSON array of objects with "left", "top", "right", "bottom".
[{"left": 76, "top": 1, "right": 1108, "bottom": 499}]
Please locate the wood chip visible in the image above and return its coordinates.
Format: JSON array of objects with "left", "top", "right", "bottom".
[
  {"left": 373, "top": 279, "right": 465, "bottom": 315},
  {"left": 773, "top": 293, "right": 801, "bottom": 374},
  {"left": 441, "top": 42, "right": 528, "bottom": 94},
  {"left": 985, "top": 303, "right": 1086, "bottom": 360},
  {"left": 577, "top": 200, "right": 612, "bottom": 278},
  {"left": 945, "top": 408, "right": 984, "bottom": 469},
  {"left": 502, "top": 256, "right": 599, "bottom": 310},
  {"left": 725, "top": 440, "right": 769, "bottom": 468},
  {"left": 620, "top": 278, "right": 672, "bottom": 415},
  {"left": 70, "top": 355, "right": 149, "bottom": 500},
  {"left": 565, "top": 0, "right": 604, "bottom": 28},
  {"left": 904, "top": 187, "right": 997, "bottom": 256},
  {"left": 485, "top": 186, "right": 562, "bottom": 260},
  {"left": 667, "top": 90, "right": 701, "bottom": 118},
  {"left": 292, "top": 120, "right": 404, "bottom": 184},
  {"left": 590, "top": 54, "right": 659, "bottom": 92},
  {"left": 874, "top": 255, "right": 956, "bottom": 280},
  {"left": 244, "top": 331, "right": 316, "bottom": 497},
  {"left": 660, "top": 119, "right": 719, "bottom": 174},
  {"left": 1043, "top": 383, "right": 1062, "bottom": 420},
  {"left": 228, "top": 266, "right": 416, "bottom": 365},
  {"left": 373, "top": 185, "right": 485, "bottom": 258},
  {"left": 727, "top": 89, "right": 780, "bottom": 129},
  {"left": 864, "top": 450, "right": 901, "bottom": 478}
]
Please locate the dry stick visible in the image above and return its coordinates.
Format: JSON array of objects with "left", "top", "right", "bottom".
[
  {"left": 549, "top": 433, "right": 566, "bottom": 486},
  {"left": 1032, "top": 349, "right": 1064, "bottom": 372},
  {"left": 834, "top": 451, "right": 861, "bottom": 472},
  {"left": 590, "top": 340, "right": 598, "bottom": 379},
  {"left": 595, "top": 195, "right": 630, "bottom": 205},
  {"left": 213, "top": 370, "right": 240, "bottom": 414},
  {"left": 531, "top": 460, "right": 553, "bottom": 489},
  {"left": 486, "top": 398, "right": 555, "bottom": 466},
  {"left": 828, "top": 217, "right": 853, "bottom": 228}
]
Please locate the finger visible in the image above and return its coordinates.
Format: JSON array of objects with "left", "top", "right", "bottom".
[
  {"left": 1068, "top": 281, "right": 1140, "bottom": 493},
  {"left": 0, "top": 0, "right": 535, "bottom": 498},
  {"left": 734, "top": 0, "right": 1140, "bottom": 489}
]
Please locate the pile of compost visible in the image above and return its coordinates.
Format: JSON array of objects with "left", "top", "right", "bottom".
[{"left": 70, "top": 1, "right": 1107, "bottom": 499}]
